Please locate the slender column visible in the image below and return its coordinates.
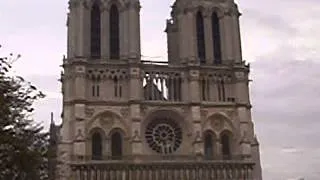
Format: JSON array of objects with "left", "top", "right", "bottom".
[
  {"left": 186, "top": 10, "right": 197, "bottom": 62},
  {"left": 101, "top": 7, "right": 109, "bottom": 59},
  {"left": 72, "top": 4, "right": 80, "bottom": 57},
  {"left": 119, "top": 10, "right": 125, "bottom": 60},
  {"left": 203, "top": 11, "right": 214, "bottom": 65},
  {"left": 178, "top": 13, "right": 188, "bottom": 63},
  {"left": 123, "top": 10, "right": 129, "bottom": 59},
  {"left": 233, "top": 13, "right": 242, "bottom": 62},
  {"left": 222, "top": 14, "right": 234, "bottom": 62},
  {"left": 127, "top": 1, "right": 141, "bottom": 60}
]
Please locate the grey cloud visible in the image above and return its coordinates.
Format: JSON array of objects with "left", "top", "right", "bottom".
[
  {"left": 242, "top": 9, "right": 298, "bottom": 36},
  {"left": 251, "top": 58, "right": 320, "bottom": 180}
]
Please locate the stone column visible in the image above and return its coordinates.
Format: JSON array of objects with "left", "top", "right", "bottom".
[
  {"left": 74, "top": 65, "right": 87, "bottom": 100},
  {"left": 127, "top": 1, "right": 141, "bottom": 61},
  {"left": 78, "top": 4, "right": 85, "bottom": 57},
  {"left": 129, "top": 66, "right": 143, "bottom": 157},
  {"left": 186, "top": 10, "right": 197, "bottom": 63},
  {"left": 122, "top": 10, "right": 129, "bottom": 60},
  {"left": 188, "top": 69, "right": 200, "bottom": 103},
  {"left": 101, "top": 4, "right": 110, "bottom": 60},
  {"left": 235, "top": 71, "right": 250, "bottom": 104},
  {"left": 73, "top": 104, "right": 87, "bottom": 159},
  {"left": 221, "top": 13, "right": 234, "bottom": 62},
  {"left": 203, "top": 10, "right": 214, "bottom": 65},
  {"left": 69, "top": 2, "right": 80, "bottom": 57},
  {"left": 232, "top": 11, "right": 242, "bottom": 63},
  {"left": 178, "top": 13, "right": 188, "bottom": 63}
]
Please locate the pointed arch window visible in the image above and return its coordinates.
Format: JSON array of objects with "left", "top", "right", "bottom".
[
  {"left": 110, "top": 5, "right": 120, "bottom": 59},
  {"left": 111, "top": 131, "right": 122, "bottom": 159},
  {"left": 221, "top": 132, "right": 231, "bottom": 159},
  {"left": 204, "top": 131, "right": 214, "bottom": 159},
  {"left": 196, "top": 11, "right": 206, "bottom": 64},
  {"left": 212, "top": 12, "right": 222, "bottom": 64},
  {"left": 90, "top": 2, "right": 101, "bottom": 58},
  {"left": 92, "top": 132, "right": 102, "bottom": 160}
]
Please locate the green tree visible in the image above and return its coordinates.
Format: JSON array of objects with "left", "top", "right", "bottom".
[{"left": 0, "top": 45, "right": 49, "bottom": 180}]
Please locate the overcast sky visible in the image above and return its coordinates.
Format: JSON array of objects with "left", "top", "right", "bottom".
[{"left": 1, "top": 0, "right": 320, "bottom": 179}]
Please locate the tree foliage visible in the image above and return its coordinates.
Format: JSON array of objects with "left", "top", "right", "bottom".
[{"left": 0, "top": 46, "right": 49, "bottom": 180}]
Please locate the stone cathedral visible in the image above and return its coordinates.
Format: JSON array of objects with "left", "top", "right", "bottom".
[{"left": 49, "top": 0, "right": 263, "bottom": 179}]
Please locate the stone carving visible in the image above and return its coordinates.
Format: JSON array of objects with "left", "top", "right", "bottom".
[
  {"left": 211, "top": 118, "right": 224, "bottom": 131},
  {"left": 75, "top": 129, "right": 84, "bottom": 141},
  {"left": 194, "top": 131, "right": 202, "bottom": 143},
  {"left": 120, "top": 107, "right": 129, "bottom": 118},
  {"left": 85, "top": 107, "right": 94, "bottom": 118},
  {"left": 200, "top": 109, "right": 208, "bottom": 119},
  {"left": 132, "top": 130, "right": 140, "bottom": 141},
  {"left": 99, "top": 116, "right": 114, "bottom": 127}
]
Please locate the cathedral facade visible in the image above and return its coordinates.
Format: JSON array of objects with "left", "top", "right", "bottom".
[{"left": 50, "top": 0, "right": 263, "bottom": 179}]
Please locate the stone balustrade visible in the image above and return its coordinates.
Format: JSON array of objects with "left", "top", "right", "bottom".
[{"left": 70, "top": 161, "right": 254, "bottom": 180}]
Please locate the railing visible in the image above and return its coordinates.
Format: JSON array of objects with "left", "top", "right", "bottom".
[
  {"left": 142, "top": 68, "right": 183, "bottom": 102},
  {"left": 70, "top": 154, "right": 246, "bottom": 162},
  {"left": 70, "top": 160, "right": 255, "bottom": 180}
]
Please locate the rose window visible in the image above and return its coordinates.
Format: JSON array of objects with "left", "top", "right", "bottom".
[{"left": 145, "top": 118, "right": 182, "bottom": 154}]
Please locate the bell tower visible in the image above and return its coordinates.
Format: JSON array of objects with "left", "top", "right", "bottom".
[
  {"left": 67, "top": 0, "right": 141, "bottom": 61},
  {"left": 166, "top": 0, "right": 242, "bottom": 65},
  {"left": 166, "top": 0, "right": 262, "bottom": 179}
]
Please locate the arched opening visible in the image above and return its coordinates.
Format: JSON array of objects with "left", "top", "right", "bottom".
[
  {"left": 111, "top": 131, "right": 122, "bottom": 159},
  {"left": 91, "top": 132, "right": 102, "bottom": 160},
  {"left": 204, "top": 131, "right": 215, "bottom": 159},
  {"left": 109, "top": 4, "right": 120, "bottom": 59},
  {"left": 221, "top": 131, "right": 231, "bottom": 159},
  {"left": 196, "top": 11, "right": 206, "bottom": 64},
  {"left": 212, "top": 12, "right": 221, "bottom": 64},
  {"left": 90, "top": 2, "right": 101, "bottom": 58}
]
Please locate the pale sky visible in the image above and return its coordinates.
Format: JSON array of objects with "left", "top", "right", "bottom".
[{"left": 1, "top": 0, "right": 320, "bottom": 179}]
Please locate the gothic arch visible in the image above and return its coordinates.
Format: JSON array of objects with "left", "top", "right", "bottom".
[
  {"left": 210, "top": 6, "right": 224, "bottom": 18},
  {"left": 220, "top": 129, "right": 233, "bottom": 159},
  {"left": 142, "top": 108, "right": 191, "bottom": 154},
  {"left": 143, "top": 108, "right": 189, "bottom": 130},
  {"left": 88, "top": 127, "right": 106, "bottom": 160},
  {"left": 87, "top": 110, "right": 129, "bottom": 137},
  {"left": 109, "top": 128, "right": 125, "bottom": 159},
  {"left": 103, "top": 0, "right": 125, "bottom": 12},
  {"left": 202, "top": 112, "right": 234, "bottom": 133},
  {"left": 203, "top": 130, "right": 217, "bottom": 159}
]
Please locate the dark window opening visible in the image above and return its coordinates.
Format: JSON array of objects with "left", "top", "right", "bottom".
[
  {"left": 217, "top": 80, "right": 225, "bottom": 101},
  {"left": 110, "top": 5, "right": 120, "bottom": 59},
  {"left": 92, "top": 132, "right": 102, "bottom": 160},
  {"left": 113, "top": 77, "right": 122, "bottom": 98},
  {"left": 212, "top": 12, "right": 222, "bottom": 64},
  {"left": 221, "top": 133, "right": 231, "bottom": 159},
  {"left": 196, "top": 11, "right": 206, "bottom": 64},
  {"left": 92, "top": 85, "right": 100, "bottom": 97},
  {"left": 90, "top": 2, "right": 101, "bottom": 58},
  {"left": 204, "top": 132, "right": 214, "bottom": 159},
  {"left": 92, "top": 85, "right": 95, "bottom": 96},
  {"left": 111, "top": 132, "right": 122, "bottom": 159}
]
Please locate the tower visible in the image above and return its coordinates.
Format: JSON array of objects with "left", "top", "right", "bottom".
[{"left": 54, "top": 0, "right": 262, "bottom": 179}]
